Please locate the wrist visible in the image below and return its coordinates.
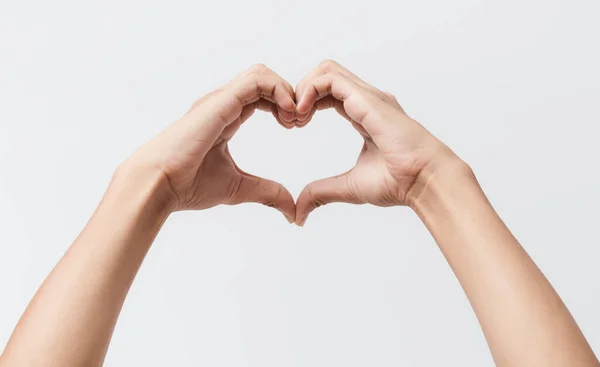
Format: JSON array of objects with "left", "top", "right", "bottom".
[
  {"left": 109, "top": 163, "right": 178, "bottom": 216},
  {"left": 406, "top": 148, "right": 478, "bottom": 214}
]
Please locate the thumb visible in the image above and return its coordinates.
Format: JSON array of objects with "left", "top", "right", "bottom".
[
  {"left": 295, "top": 172, "right": 361, "bottom": 227},
  {"left": 233, "top": 174, "right": 296, "bottom": 223}
]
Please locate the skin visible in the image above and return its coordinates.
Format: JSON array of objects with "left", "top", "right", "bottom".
[{"left": 0, "top": 61, "right": 597, "bottom": 367}]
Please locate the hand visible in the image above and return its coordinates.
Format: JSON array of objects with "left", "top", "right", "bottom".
[
  {"left": 123, "top": 64, "right": 298, "bottom": 222},
  {"left": 293, "top": 60, "right": 462, "bottom": 226}
]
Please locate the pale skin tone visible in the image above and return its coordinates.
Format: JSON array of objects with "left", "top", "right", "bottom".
[{"left": 0, "top": 61, "right": 597, "bottom": 367}]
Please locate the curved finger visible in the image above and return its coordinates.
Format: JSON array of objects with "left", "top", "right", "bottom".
[
  {"left": 229, "top": 72, "right": 296, "bottom": 113},
  {"left": 294, "top": 96, "right": 340, "bottom": 127},
  {"left": 294, "top": 94, "right": 354, "bottom": 127},
  {"left": 296, "top": 60, "right": 364, "bottom": 101},
  {"left": 296, "top": 60, "right": 387, "bottom": 110},
  {"left": 296, "top": 71, "right": 356, "bottom": 114},
  {"left": 295, "top": 172, "right": 362, "bottom": 226},
  {"left": 296, "top": 72, "right": 395, "bottom": 140},
  {"left": 243, "top": 64, "right": 296, "bottom": 121},
  {"left": 242, "top": 64, "right": 297, "bottom": 123},
  {"left": 227, "top": 73, "right": 296, "bottom": 126},
  {"left": 320, "top": 61, "right": 395, "bottom": 104},
  {"left": 240, "top": 98, "right": 295, "bottom": 129},
  {"left": 294, "top": 96, "right": 368, "bottom": 137},
  {"left": 296, "top": 72, "right": 370, "bottom": 123},
  {"left": 203, "top": 65, "right": 295, "bottom": 131},
  {"left": 219, "top": 99, "right": 294, "bottom": 150},
  {"left": 180, "top": 70, "right": 296, "bottom": 144},
  {"left": 240, "top": 64, "right": 296, "bottom": 99},
  {"left": 309, "top": 96, "right": 369, "bottom": 136},
  {"left": 233, "top": 174, "right": 296, "bottom": 223}
]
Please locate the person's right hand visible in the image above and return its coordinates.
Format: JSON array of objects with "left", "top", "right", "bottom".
[
  {"left": 293, "top": 60, "right": 467, "bottom": 226},
  {"left": 122, "top": 64, "right": 298, "bottom": 222}
]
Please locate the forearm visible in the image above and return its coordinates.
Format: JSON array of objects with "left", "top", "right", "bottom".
[
  {"left": 0, "top": 65, "right": 297, "bottom": 367},
  {"left": 412, "top": 158, "right": 598, "bottom": 366},
  {"left": 0, "top": 166, "right": 175, "bottom": 367}
]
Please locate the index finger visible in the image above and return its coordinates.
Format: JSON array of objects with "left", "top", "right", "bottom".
[
  {"left": 221, "top": 64, "right": 297, "bottom": 123},
  {"left": 177, "top": 65, "right": 297, "bottom": 155},
  {"left": 295, "top": 71, "right": 391, "bottom": 139},
  {"left": 296, "top": 60, "right": 374, "bottom": 103}
]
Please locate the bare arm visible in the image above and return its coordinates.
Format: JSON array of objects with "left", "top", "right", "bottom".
[
  {"left": 0, "top": 64, "right": 297, "bottom": 367},
  {"left": 413, "top": 161, "right": 599, "bottom": 366},
  {"left": 0, "top": 168, "right": 174, "bottom": 366},
  {"left": 294, "top": 60, "right": 599, "bottom": 366}
]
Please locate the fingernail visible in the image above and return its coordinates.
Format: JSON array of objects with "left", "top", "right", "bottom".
[
  {"left": 296, "top": 217, "right": 306, "bottom": 227},
  {"left": 284, "top": 214, "right": 294, "bottom": 224}
]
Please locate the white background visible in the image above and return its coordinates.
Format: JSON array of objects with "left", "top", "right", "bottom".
[{"left": 1, "top": 0, "right": 599, "bottom": 365}]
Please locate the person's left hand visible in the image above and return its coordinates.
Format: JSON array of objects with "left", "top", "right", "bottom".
[
  {"left": 122, "top": 64, "right": 298, "bottom": 222},
  {"left": 291, "top": 60, "right": 458, "bottom": 226}
]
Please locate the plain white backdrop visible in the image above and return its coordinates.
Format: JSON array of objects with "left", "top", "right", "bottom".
[{"left": 1, "top": 0, "right": 599, "bottom": 365}]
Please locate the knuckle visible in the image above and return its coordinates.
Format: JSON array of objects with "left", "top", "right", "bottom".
[
  {"left": 272, "top": 184, "right": 283, "bottom": 203},
  {"left": 250, "top": 63, "right": 269, "bottom": 74},
  {"left": 262, "top": 182, "right": 280, "bottom": 207},
  {"left": 240, "top": 73, "right": 261, "bottom": 90},
  {"left": 245, "top": 72, "right": 260, "bottom": 84},
  {"left": 319, "top": 59, "right": 339, "bottom": 70},
  {"left": 304, "top": 184, "right": 315, "bottom": 200},
  {"left": 306, "top": 184, "right": 320, "bottom": 203},
  {"left": 313, "top": 197, "right": 326, "bottom": 208},
  {"left": 323, "top": 69, "right": 342, "bottom": 79},
  {"left": 384, "top": 92, "right": 397, "bottom": 101}
]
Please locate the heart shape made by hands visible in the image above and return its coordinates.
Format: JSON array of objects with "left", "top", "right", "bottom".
[
  {"left": 143, "top": 61, "right": 439, "bottom": 227},
  {"left": 213, "top": 60, "right": 435, "bottom": 226}
]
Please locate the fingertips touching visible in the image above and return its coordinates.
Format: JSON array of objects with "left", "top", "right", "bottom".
[
  {"left": 261, "top": 182, "right": 296, "bottom": 224},
  {"left": 272, "top": 186, "right": 297, "bottom": 224},
  {"left": 295, "top": 88, "right": 315, "bottom": 115},
  {"left": 235, "top": 64, "right": 297, "bottom": 123},
  {"left": 294, "top": 174, "right": 357, "bottom": 226},
  {"left": 234, "top": 174, "right": 297, "bottom": 224},
  {"left": 278, "top": 108, "right": 297, "bottom": 126},
  {"left": 246, "top": 99, "right": 293, "bottom": 129},
  {"left": 272, "top": 83, "right": 296, "bottom": 114},
  {"left": 294, "top": 106, "right": 316, "bottom": 127}
]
